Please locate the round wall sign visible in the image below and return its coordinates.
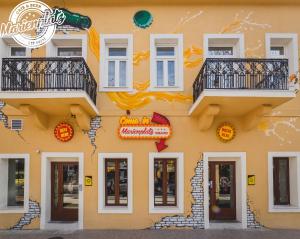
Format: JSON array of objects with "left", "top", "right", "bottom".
[
  {"left": 54, "top": 122, "right": 74, "bottom": 142},
  {"left": 216, "top": 123, "right": 235, "bottom": 142},
  {"left": 133, "top": 10, "right": 153, "bottom": 29}
]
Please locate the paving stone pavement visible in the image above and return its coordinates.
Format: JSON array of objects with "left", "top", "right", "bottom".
[{"left": 0, "top": 229, "right": 300, "bottom": 239}]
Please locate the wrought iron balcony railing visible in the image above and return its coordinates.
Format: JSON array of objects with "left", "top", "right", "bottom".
[
  {"left": 1, "top": 57, "right": 97, "bottom": 104},
  {"left": 193, "top": 58, "right": 289, "bottom": 102}
]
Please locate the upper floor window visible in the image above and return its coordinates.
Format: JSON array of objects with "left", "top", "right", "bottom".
[
  {"left": 10, "top": 47, "right": 27, "bottom": 57},
  {"left": 57, "top": 47, "right": 82, "bottom": 57},
  {"left": 204, "top": 34, "right": 244, "bottom": 59},
  {"left": 266, "top": 33, "right": 298, "bottom": 75},
  {"left": 100, "top": 34, "right": 133, "bottom": 92},
  {"left": 150, "top": 34, "right": 183, "bottom": 91}
]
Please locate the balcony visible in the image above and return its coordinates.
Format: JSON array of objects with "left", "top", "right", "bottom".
[
  {"left": 189, "top": 58, "right": 296, "bottom": 130},
  {"left": 0, "top": 58, "right": 98, "bottom": 130}
]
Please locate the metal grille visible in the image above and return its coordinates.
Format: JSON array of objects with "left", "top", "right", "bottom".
[
  {"left": 193, "top": 58, "right": 289, "bottom": 102},
  {"left": 11, "top": 119, "right": 23, "bottom": 131},
  {"left": 1, "top": 57, "right": 97, "bottom": 104}
]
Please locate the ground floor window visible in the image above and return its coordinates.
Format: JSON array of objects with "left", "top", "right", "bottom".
[
  {"left": 149, "top": 152, "right": 184, "bottom": 214},
  {"left": 0, "top": 154, "right": 29, "bottom": 213},
  {"left": 268, "top": 152, "right": 300, "bottom": 212},
  {"left": 98, "top": 153, "right": 132, "bottom": 213}
]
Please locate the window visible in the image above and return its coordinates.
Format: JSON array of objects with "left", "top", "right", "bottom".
[
  {"left": 98, "top": 153, "right": 132, "bottom": 213},
  {"left": 149, "top": 152, "right": 184, "bottom": 214},
  {"left": 204, "top": 34, "right": 244, "bottom": 58},
  {"left": 268, "top": 152, "right": 300, "bottom": 212},
  {"left": 57, "top": 47, "right": 82, "bottom": 57},
  {"left": 154, "top": 158, "right": 177, "bottom": 206},
  {"left": 105, "top": 158, "right": 128, "bottom": 206},
  {"left": 100, "top": 34, "right": 133, "bottom": 91},
  {"left": 270, "top": 46, "right": 285, "bottom": 57},
  {"left": 273, "top": 157, "right": 290, "bottom": 205},
  {"left": 0, "top": 154, "right": 29, "bottom": 213},
  {"left": 208, "top": 46, "right": 233, "bottom": 56},
  {"left": 150, "top": 34, "right": 183, "bottom": 91},
  {"left": 10, "top": 47, "right": 26, "bottom": 57},
  {"left": 46, "top": 35, "right": 87, "bottom": 59},
  {"left": 266, "top": 33, "right": 298, "bottom": 75}
]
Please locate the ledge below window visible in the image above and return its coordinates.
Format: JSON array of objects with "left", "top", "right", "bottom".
[
  {"left": 0, "top": 207, "right": 27, "bottom": 214},
  {"left": 269, "top": 205, "right": 300, "bottom": 213},
  {"left": 98, "top": 206, "right": 132, "bottom": 214},
  {"left": 149, "top": 206, "right": 184, "bottom": 214}
]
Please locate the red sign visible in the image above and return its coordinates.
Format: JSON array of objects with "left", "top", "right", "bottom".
[
  {"left": 118, "top": 112, "right": 171, "bottom": 152},
  {"left": 54, "top": 122, "right": 74, "bottom": 142}
]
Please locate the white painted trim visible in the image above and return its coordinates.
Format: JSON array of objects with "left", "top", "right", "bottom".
[
  {"left": 40, "top": 152, "right": 84, "bottom": 230},
  {"left": 0, "top": 154, "right": 30, "bottom": 214},
  {"left": 148, "top": 152, "right": 184, "bottom": 214},
  {"left": 150, "top": 34, "right": 184, "bottom": 92},
  {"left": 265, "top": 33, "right": 299, "bottom": 75},
  {"left": 0, "top": 91, "right": 99, "bottom": 115},
  {"left": 203, "top": 152, "right": 247, "bottom": 229},
  {"left": 268, "top": 152, "right": 300, "bottom": 212},
  {"left": 46, "top": 34, "right": 87, "bottom": 60},
  {"left": 203, "top": 34, "right": 245, "bottom": 59},
  {"left": 99, "top": 34, "right": 133, "bottom": 92},
  {"left": 98, "top": 153, "right": 133, "bottom": 214},
  {"left": 188, "top": 89, "right": 295, "bottom": 115}
]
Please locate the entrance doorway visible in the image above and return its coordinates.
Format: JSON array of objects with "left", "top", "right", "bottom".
[
  {"left": 209, "top": 161, "right": 236, "bottom": 220},
  {"left": 51, "top": 162, "right": 79, "bottom": 221}
]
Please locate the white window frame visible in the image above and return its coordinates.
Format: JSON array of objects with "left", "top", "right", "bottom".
[
  {"left": 149, "top": 152, "right": 184, "bottom": 214},
  {"left": 98, "top": 153, "right": 133, "bottom": 214},
  {"left": 0, "top": 154, "right": 30, "bottom": 213},
  {"left": 9, "top": 46, "right": 31, "bottom": 58},
  {"left": 150, "top": 34, "right": 183, "bottom": 91},
  {"left": 100, "top": 34, "right": 133, "bottom": 92},
  {"left": 265, "top": 33, "right": 299, "bottom": 75},
  {"left": 204, "top": 34, "right": 245, "bottom": 59},
  {"left": 46, "top": 34, "right": 87, "bottom": 60},
  {"left": 268, "top": 152, "right": 300, "bottom": 212}
]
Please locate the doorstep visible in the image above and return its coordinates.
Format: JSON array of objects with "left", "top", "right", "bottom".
[{"left": 209, "top": 221, "right": 243, "bottom": 229}]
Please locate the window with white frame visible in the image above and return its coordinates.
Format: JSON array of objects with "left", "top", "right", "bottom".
[
  {"left": 98, "top": 153, "right": 133, "bottom": 213},
  {"left": 46, "top": 35, "right": 87, "bottom": 59},
  {"left": 100, "top": 35, "right": 133, "bottom": 91},
  {"left": 266, "top": 33, "right": 299, "bottom": 75},
  {"left": 268, "top": 152, "right": 300, "bottom": 212},
  {"left": 149, "top": 152, "right": 184, "bottom": 213},
  {"left": 0, "top": 154, "right": 29, "bottom": 213},
  {"left": 204, "top": 34, "right": 244, "bottom": 58},
  {"left": 150, "top": 34, "right": 183, "bottom": 91}
]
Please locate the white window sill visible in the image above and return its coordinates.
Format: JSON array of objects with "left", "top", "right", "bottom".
[
  {"left": 149, "top": 206, "right": 183, "bottom": 214},
  {"left": 0, "top": 207, "right": 26, "bottom": 214},
  {"left": 99, "top": 87, "right": 133, "bottom": 92},
  {"left": 269, "top": 205, "right": 300, "bottom": 213},
  {"left": 149, "top": 86, "right": 184, "bottom": 92},
  {"left": 98, "top": 206, "right": 132, "bottom": 214}
]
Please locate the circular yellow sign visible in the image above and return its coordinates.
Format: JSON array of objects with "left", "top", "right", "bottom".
[{"left": 217, "top": 123, "right": 235, "bottom": 142}]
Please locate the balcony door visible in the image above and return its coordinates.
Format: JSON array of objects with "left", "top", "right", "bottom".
[
  {"left": 51, "top": 162, "right": 79, "bottom": 221},
  {"left": 209, "top": 161, "right": 236, "bottom": 220}
]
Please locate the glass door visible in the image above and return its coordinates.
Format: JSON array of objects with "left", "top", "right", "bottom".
[
  {"left": 51, "top": 162, "right": 79, "bottom": 221},
  {"left": 209, "top": 161, "right": 236, "bottom": 220}
]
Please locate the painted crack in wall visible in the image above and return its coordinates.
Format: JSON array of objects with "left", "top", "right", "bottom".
[
  {"left": 153, "top": 160, "right": 205, "bottom": 229},
  {"left": 247, "top": 199, "right": 262, "bottom": 228},
  {"left": 10, "top": 200, "right": 41, "bottom": 230},
  {"left": 0, "top": 101, "right": 9, "bottom": 129},
  {"left": 86, "top": 116, "right": 101, "bottom": 154}
]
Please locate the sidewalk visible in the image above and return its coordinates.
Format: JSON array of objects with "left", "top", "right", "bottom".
[{"left": 1, "top": 229, "right": 300, "bottom": 239}]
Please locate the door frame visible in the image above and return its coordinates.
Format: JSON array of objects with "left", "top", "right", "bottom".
[
  {"left": 203, "top": 152, "right": 247, "bottom": 229},
  {"left": 40, "top": 152, "right": 84, "bottom": 230}
]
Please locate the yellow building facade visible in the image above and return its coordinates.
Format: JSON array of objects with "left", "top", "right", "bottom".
[{"left": 0, "top": 0, "right": 300, "bottom": 230}]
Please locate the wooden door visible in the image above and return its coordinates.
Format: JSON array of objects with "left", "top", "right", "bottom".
[
  {"left": 209, "top": 161, "right": 236, "bottom": 220},
  {"left": 51, "top": 162, "right": 79, "bottom": 221}
]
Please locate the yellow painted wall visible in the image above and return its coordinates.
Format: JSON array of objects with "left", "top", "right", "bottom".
[{"left": 0, "top": 1, "right": 300, "bottom": 230}]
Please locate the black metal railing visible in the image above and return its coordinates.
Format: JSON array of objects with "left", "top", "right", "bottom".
[
  {"left": 1, "top": 57, "right": 97, "bottom": 104},
  {"left": 193, "top": 58, "right": 289, "bottom": 102}
]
